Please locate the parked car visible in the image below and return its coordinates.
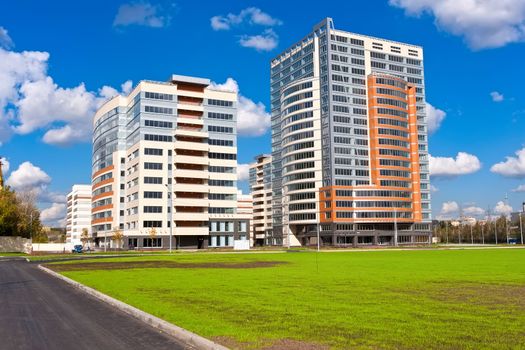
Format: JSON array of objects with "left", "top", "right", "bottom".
[{"left": 72, "top": 245, "right": 83, "bottom": 253}]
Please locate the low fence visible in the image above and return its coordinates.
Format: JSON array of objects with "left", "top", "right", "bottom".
[
  {"left": 0, "top": 236, "right": 32, "bottom": 253},
  {"left": 31, "top": 243, "right": 73, "bottom": 253}
]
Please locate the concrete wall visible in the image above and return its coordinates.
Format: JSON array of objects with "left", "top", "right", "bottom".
[
  {"left": 0, "top": 236, "right": 32, "bottom": 253},
  {"left": 32, "top": 243, "right": 79, "bottom": 252}
]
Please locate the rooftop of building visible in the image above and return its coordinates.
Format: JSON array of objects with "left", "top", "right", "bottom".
[
  {"left": 254, "top": 154, "right": 272, "bottom": 162},
  {"left": 94, "top": 73, "right": 236, "bottom": 122},
  {"left": 271, "top": 17, "right": 422, "bottom": 67},
  {"left": 169, "top": 74, "right": 210, "bottom": 86}
]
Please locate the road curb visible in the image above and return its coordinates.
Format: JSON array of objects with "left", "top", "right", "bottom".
[{"left": 38, "top": 264, "right": 229, "bottom": 350}]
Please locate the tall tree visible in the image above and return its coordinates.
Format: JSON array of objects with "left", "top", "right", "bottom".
[
  {"left": 80, "top": 228, "right": 91, "bottom": 247},
  {"left": 0, "top": 187, "right": 21, "bottom": 236},
  {"left": 0, "top": 187, "right": 44, "bottom": 239}
]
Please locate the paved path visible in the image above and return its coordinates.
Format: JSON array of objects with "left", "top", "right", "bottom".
[{"left": 0, "top": 259, "right": 188, "bottom": 350}]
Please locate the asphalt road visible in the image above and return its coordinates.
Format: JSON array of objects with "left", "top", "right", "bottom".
[{"left": 0, "top": 259, "right": 188, "bottom": 350}]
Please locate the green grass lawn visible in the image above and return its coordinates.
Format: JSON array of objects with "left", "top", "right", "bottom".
[
  {"left": 0, "top": 252, "right": 28, "bottom": 256},
  {"left": 52, "top": 249, "right": 525, "bottom": 349}
]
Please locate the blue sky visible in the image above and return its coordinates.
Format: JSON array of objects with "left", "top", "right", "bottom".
[{"left": 1, "top": 0, "right": 525, "bottom": 224}]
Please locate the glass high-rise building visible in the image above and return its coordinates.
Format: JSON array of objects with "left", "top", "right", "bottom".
[{"left": 270, "top": 18, "right": 431, "bottom": 246}]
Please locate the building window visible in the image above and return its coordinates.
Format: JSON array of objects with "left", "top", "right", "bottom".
[
  {"left": 207, "top": 99, "right": 233, "bottom": 107},
  {"left": 144, "top": 106, "right": 173, "bottom": 114},
  {"left": 143, "top": 238, "right": 162, "bottom": 247}
]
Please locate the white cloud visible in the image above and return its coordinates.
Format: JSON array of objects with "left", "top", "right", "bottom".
[
  {"left": 210, "top": 16, "right": 231, "bottom": 31},
  {"left": 5, "top": 161, "right": 66, "bottom": 205},
  {"left": 491, "top": 147, "right": 525, "bottom": 178},
  {"left": 121, "top": 80, "right": 133, "bottom": 95},
  {"left": 6, "top": 161, "right": 67, "bottom": 226},
  {"left": 430, "top": 184, "right": 439, "bottom": 193},
  {"left": 240, "top": 29, "right": 278, "bottom": 51},
  {"left": 6, "top": 161, "right": 51, "bottom": 191},
  {"left": 210, "top": 7, "right": 282, "bottom": 31},
  {"left": 0, "top": 45, "right": 131, "bottom": 146},
  {"left": 113, "top": 2, "right": 169, "bottom": 28},
  {"left": 389, "top": 0, "right": 525, "bottom": 49},
  {"left": 426, "top": 102, "right": 446, "bottom": 134},
  {"left": 0, "top": 26, "right": 13, "bottom": 49},
  {"left": 209, "top": 77, "right": 239, "bottom": 93},
  {"left": 494, "top": 200, "right": 513, "bottom": 216},
  {"left": 464, "top": 206, "right": 485, "bottom": 216},
  {"left": 0, "top": 157, "right": 9, "bottom": 174},
  {"left": 237, "top": 96, "right": 271, "bottom": 136},
  {"left": 245, "top": 8, "right": 282, "bottom": 26},
  {"left": 15, "top": 77, "right": 95, "bottom": 138},
  {"left": 237, "top": 163, "right": 252, "bottom": 182},
  {"left": 42, "top": 125, "right": 89, "bottom": 145},
  {"left": 39, "top": 191, "right": 67, "bottom": 204},
  {"left": 0, "top": 49, "right": 48, "bottom": 106},
  {"left": 512, "top": 184, "right": 525, "bottom": 192},
  {"left": 490, "top": 91, "right": 504, "bottom": 102},
  {"left": 210, "top": 78, "right": 271, "bottom": 136},
  {"left": 40, "top": 202, "right": 66, "bottom": 225},
  {"left": 441, "top": 201, "right": 459, "bottom": 214},
  {"left": 430, "top": 152, "right": 482, "bottom": 177}
]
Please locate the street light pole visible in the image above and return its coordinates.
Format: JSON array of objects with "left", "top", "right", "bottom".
[
  {"left": 494, "top": 218, "right": 498, "bottom": 245},
  {"left": 394, "top": 209, "right": 398, "bottom": 247},
  {"left": 316, "top": 219, "right": 320, "bottom": 252},
  {"left": 505, "top": 215, "right": 509, "bottom": 244},
  {"left": 29, "top": 212, "right": 33, "bottom": 241},
  {"left": 165, "top": 183, "right": 173, "bottom": 253},
  {"left": 519, "top": 211, "right": 524, "bottom": 245},
  {"left": 316, "top": 191, "right": 320, "bottom": 252}
]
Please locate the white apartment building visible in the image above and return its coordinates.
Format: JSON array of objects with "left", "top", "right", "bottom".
[
  {"left": 236, "top": 190, "right": 253, "bottom": 246},
  {"left": 66, "top": 185, "right": 92, "bottom": 245},
  {"left": 91, "top": 74, "right": 250, "bottom": 249},
  {"left": 249, "top": 154, "right": 274, "bottom": 246}
]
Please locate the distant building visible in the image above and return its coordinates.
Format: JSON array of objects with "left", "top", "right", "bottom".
[
  {"left": 236, "top": 191, "right": 253, "bottom": 245},
  {"left": 452, "top": 217, "right": 477, "bottom": 226},
  {"left": 66, "top": 185, "right": 92, "bottom": 245},
  {"left": 249, "top": 154, "right": 274, "bottom": 246}
]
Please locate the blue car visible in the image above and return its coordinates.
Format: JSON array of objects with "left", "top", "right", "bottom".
[{"left": 72, "top": 245, "right": 83, "bottom": 253}]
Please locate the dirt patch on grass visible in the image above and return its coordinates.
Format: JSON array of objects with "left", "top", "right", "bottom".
[
  {"left": 261, "top": 339, "right": 330, "bottom": 350},
  {"left": 402, "top": 282, "right": 525, "bottom": 311},
  {"left": 211, "top": 336, "right": 329, "bottom": 350},
  {"left": 211, "top": 336, "right": 256, "bottom": 349},
  {"left": 45, "top": 260, "right": 287, "bottom": 272}
]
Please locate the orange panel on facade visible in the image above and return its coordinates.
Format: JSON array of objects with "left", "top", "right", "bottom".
[{"left": 318, "top": 74, "right": 422, "bottom": 226}]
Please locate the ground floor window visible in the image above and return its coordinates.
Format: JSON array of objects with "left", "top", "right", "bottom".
[
  {"left": 398, "top": 235, "right": 411, "bottom": 243},
  {"left": 209, "top": 235, "right": 233, "bottom": 247},
  {"left": 336, "top": 235, "right": 353, "bottom": 244},
  {"left": 128, "top": 238, "right": 138, "bottom": 248},
  {"left": 238, "top": 221, "right": 247, "bottom": 232},
  {"left": 414, "top": 235, "right": 429, "bottom": 243},
  {"left": 143, "top": 238, "right": 162, "bottom": 247},
  {"left": 378, "top": 236, "right": 392, "bottom": 245},
  {"left": 358, "top": 236, "right": 373, "bottom": 245}
]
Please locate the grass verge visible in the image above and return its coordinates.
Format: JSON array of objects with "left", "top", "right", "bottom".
[{"left": 48, "top": 249, "right": 525, "bottom": 349}]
